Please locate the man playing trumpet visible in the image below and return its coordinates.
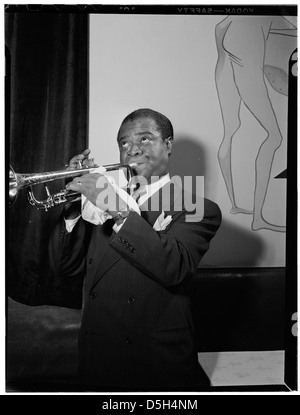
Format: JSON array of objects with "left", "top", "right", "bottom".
[{"left": 49, "top": 108, "right": 221, "bottom": 391}]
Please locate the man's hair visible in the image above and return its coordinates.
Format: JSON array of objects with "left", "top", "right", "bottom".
[{"left": 119, "top": 108, "right": 174, "bottom": 141}]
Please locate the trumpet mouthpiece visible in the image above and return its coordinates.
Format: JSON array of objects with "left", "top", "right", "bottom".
[{"left": 128, "top": 162, "right": 138, "bottom": 169}]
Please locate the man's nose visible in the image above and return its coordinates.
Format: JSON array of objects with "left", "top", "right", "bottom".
[{"left": 128, "top": 143, "right": 142, "bottom": 157}]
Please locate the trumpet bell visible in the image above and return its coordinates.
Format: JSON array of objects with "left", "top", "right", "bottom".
[{"left": 9, "top": 166, "right": 18, "bottom": 207}]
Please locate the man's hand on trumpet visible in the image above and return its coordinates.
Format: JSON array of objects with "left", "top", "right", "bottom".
[
  {"left": 66, "top": 172, "right": 130, "bottom": 219},
  {"left": 66, "top": 148, "right": 97, "bottom": 170},
  {"left": 64, "top": 149, "right": 98, "bottom": 219}
]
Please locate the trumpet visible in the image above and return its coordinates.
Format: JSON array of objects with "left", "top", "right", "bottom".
[{"left": 9, "top": 162, "right": 137, "bottom": 211}]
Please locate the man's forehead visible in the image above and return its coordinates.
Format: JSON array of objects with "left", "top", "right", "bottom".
[{"left": 118, "top": 117, "right": 160, "bottom": 138}]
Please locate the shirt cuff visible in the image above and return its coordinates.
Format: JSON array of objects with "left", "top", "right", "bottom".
[
  {"left": 112, "top": 208, "right": 141, "bottom": 233},
  {"left": 112, "top": 218, "right": 127, "bottom": 233},
  {"left": 65, "top": 215, "right": 81, "bottom": 233}
]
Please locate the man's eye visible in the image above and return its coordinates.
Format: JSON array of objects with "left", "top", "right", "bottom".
[
  {"left": 120, "top": 141, "right": 128, "bottom": 148},
  {"left": 141, "top": 137, "right": 150, "bottom": 143}
]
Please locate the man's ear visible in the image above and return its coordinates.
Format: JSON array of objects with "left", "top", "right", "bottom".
[{"left": 165, "top": 137, "right": 173, "bottom": 155}]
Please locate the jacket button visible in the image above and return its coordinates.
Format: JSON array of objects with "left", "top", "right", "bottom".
[
  {"left": 89, "top": 292, "right": 97, "bottom": 299},
  {"left": 125, "top": 337, "right": 133, "bottom": 344},
  {"left": 127, "top": 297, "right": 135, "bottom": 305},
  {"left": 89, "top": 258, "right": 93, "bottom": 264}
]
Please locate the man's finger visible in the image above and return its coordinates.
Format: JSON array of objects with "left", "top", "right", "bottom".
[
  {"left": 65, "top": 182, "right": 84, "bottom": 193},
  {"left": 74, "top": 173, "right": 101, "bottom": 183},
  {"left": 67, "top": 149, "right": 92, "bottom": 169},
  {"left": 82, "top": 158, "right": 97, "bottom": 167},
  {"left": 65, "top": 173, "right": 101, "bottom": 190}
]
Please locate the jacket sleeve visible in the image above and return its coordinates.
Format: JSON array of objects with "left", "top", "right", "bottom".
[{"left": 108, "top": 198, "right": 221, "bottom": 287}]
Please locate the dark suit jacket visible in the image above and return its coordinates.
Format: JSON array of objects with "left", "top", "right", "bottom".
[{"left": 49, "top": 184, "right": 221, "bottom": 391}]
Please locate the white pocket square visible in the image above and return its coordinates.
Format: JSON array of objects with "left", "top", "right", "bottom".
[{"left": 153, "top": 211, "right": 172, "bottom": 231}]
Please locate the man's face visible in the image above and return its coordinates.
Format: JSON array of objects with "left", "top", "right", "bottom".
[{"left": 117, "top": 117, "right": 172, "bottom": 182}]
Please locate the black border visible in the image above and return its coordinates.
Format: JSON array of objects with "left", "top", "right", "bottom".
[
  {"left": 4, "top": 4, "right": 298, "bottom": 16},
  {"left": 4, "top": 4, "right": 298, "bottom": 395}
]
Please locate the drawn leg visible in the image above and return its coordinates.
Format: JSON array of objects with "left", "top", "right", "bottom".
[
  {"left": 232, "top": 61, "right": 286, "bottom": 232},
  {"left": 215, "top": 26, "right": 253, "bottom": 214}
]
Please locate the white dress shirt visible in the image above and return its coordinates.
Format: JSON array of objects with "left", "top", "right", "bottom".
[{"left": 65, "top": 173, "right": 171, "bottom": 233}]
